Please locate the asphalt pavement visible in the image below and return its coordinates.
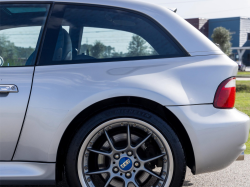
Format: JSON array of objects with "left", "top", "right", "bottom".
[
  {"left": 1, "top": 155, "right": 250, "bottom": 187},
  {"left": 183, "top": 155, "right": 250, "bottom": 187}
]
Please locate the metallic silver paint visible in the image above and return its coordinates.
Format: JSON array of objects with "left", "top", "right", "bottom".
[
  {"left": 0, "top": 162, "right": 55, "bottom": 182},
  {"left": 0, "top": 67, "right": 34, "bottom": 160},
  {"left": 168, "top": 105, "right": 250, "bottom": 174},
  {"left": 0, "top": 0, "right": 249, "bottom": 183},
  {"left": 14, "top": 55, "right": 238, "bottom": 167}
]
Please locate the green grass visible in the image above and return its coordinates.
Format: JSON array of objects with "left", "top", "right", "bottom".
[
  {"left": 235, "top": 81, "right": 250, "bottom": 154},
  {"left": 235, "top": 93, "right": 250, "bottom": 116},
  {"left": 236, "top": 81, "right": 250, "bottom": 93},
  {"left": 237, "top": 71, "right": 250, "bottom": 76},
  {"left": 245, "top": 135, "right": 250, "bottom": 154},
  {"left": 237, "top": 80, "right": 250, "bottom": 87}
]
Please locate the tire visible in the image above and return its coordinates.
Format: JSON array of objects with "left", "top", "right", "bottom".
[{"left": 65, "top": 107, "right": 186, "bottom": 187}]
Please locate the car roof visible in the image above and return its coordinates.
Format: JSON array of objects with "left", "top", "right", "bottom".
[
  {"left": 0, "top": 0, "right": 223, "bottom": 56},
  {"left": 0, "top": 0, "right": 161, "bottom": 12}
]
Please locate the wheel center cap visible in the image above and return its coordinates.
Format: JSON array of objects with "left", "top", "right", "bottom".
[{"left": 119, "top": 157, "right": 132, "bottom": 171}]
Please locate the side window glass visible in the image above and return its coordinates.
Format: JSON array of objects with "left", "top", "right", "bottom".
[
  {"left": 39, "top": 4, "right": 187, "bottom": 65},
  {"left": 79, "top": 27, "right": 158, "bottom": 60},
  {"left": 0, "top": 4, "right": 50, "bottom": 67}
]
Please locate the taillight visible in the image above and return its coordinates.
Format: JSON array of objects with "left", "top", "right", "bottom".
[{"left": 213, "top": 77, "right": 236, "bottom": 109}]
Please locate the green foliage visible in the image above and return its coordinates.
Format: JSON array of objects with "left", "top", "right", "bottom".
[
  {"left": 80, "top": 34, "right": 157, "bottom": 59},
  {"left": 211, "top": 27, "right": 232, "bottom": 56},
  {"left": 0, "top": 35, "right": 17, "bottom": 65},
  {"left": 236, "top": 81, "right": 250, "bottom": 93},
  {"left": 81, "top": 42, "right": 116, "bottom": 58},
  {"left": 236, "top": 84, "right": 250, "bottom": 93},
  {"left": 149, "top": 46, "right": 158, "bottom": 56},
  {"left": 0, "top": 35, "right": 34, "bottom": 66},
  {"left": 127, "top": 35, "right": 149, "bottom": 56},
  {"left": 235, "top": 92, "right": 250, "bottom": 117},
  {"left": 235, "top": 81, "right": 250, "bottom": 154},
  {"left": 235, "top": 81, "right": 250, "bottom": 117},
  {"left": 237, "top": 71, "right": 250, "bottom": 76},
  {"left": 90, "top": 41, "right": 106, "bottom": 58},
  {"left": 245, "top": 133, "right": 250, "bottom": 154}
]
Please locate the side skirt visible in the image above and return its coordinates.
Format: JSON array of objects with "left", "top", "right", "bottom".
[{"left": 0, "top": 162, "right": 55, "bottom": 185}]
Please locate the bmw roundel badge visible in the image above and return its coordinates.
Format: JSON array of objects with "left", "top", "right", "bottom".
[{"left": 119, "top": 157, "right": 132, "bottom": 171}]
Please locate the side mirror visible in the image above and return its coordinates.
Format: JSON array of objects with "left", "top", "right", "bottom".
[{"left": 0, "top": 56, "right": 4, "bottom": 66}]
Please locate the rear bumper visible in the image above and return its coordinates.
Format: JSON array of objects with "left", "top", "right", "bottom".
[{"left": 167, "top": 105, "right": 250, "bottom": 174}]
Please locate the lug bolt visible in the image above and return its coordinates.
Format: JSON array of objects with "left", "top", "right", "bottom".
[
  {"left": 113, "top": 167, "right": 119, "bottom": 173},
  {"left": 127, "top": 151, "right": 133, "bottom": 156},
  {"left": 87, "top": 177, "right": 91, "bottom": 182},
  {"left": 125, "top": 172, "right": 131, "bottom": 178},
  {"left": 114, "top": 154, "right": 120, "bottom": 159},
  {"left": 134, "top": 161, "right": 140, "bottom": 168}
]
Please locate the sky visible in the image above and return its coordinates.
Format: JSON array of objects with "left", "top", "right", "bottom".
[{"left": 140, "top": 0, "right": 250, "bottom": 19}]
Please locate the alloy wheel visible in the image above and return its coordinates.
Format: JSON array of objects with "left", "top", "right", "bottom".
[{"left": 77, "top": 118, "right": 174, "bottom": 187}]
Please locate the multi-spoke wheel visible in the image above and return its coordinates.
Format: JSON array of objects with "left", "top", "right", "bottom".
[{"left": 66, "top": 107, "right": 186, "bottom": 187}]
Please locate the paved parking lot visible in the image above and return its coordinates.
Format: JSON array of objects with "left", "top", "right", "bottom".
[
  {"left": 183, "top": 155, "right": 250, "bottom": 187},
  {"left": 1, "top": 155, "right": 250, "bottom": 187}
]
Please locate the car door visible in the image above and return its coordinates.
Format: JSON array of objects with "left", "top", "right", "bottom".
[
  {"left": 0, "top": 3, "right": 50, "bottom": 160},
  {"left": 13, "top": 3, "right": 187, "bottom": 162}
]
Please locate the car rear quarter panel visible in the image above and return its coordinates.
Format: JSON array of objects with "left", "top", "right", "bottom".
[
  {"left": 13, "top": 54, "right": 238, "bottom": 162},
  {"left": 168, "top": 105, "right": 249, "bottom": 174}
]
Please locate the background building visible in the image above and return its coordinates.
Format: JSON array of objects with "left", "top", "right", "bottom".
[
  {"left": 186, "top": 17, "right": 250, "bottom": 66},
  {"left": 185, "top": 18, "right": 209, "bottom": 37}
]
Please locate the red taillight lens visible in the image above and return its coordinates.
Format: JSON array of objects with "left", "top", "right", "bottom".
[{"left": 213, "top": 77, "right": 236, "bottom": 109}]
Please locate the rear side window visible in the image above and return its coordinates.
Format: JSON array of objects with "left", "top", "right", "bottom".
[
  {"left": 0, "top": 4, "right": 50, "bottom": 67},
  {"left": 39, "top": 4, "right": 188, "bottom": 65}
]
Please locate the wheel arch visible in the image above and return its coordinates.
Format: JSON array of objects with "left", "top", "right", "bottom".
[{"left": 55, "top": 96, "right": 196, "bottom": 182}]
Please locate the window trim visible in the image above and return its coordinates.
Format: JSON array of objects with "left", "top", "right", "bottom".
[
  {"left": 0, "top": 1, "right": 53, "bottom": 67},
  {"left": 37, "top": 2, "right": 190, "bottom": 66}
]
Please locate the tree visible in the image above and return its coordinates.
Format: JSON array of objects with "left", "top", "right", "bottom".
[
  {"left": 90, "top": 41, "right": 106, "bottom": 58},
  {"left": 0, "top": 35, "right": 17, "bottom": 66},
  {"left": 211, "top": 27, "right": 232, "bottom": 56},
  {"left": 149, "top": 46, "right": 158, "bottom": 55},
  {"left": 81, "top": 41, "right": 115, "bottom": 58},
  {"left": 127, "top": 35, "right": 149, "bottom": 56},
  {"left": 0, "top": 35, "right": 35, "bottom": 66},
  {"left": 103, "top": 45, "right": 115, "bottom": 58}
]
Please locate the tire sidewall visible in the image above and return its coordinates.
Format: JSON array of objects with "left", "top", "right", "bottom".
[{"left": 65, "top": 107, "right": 186, "bottom": 187}]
